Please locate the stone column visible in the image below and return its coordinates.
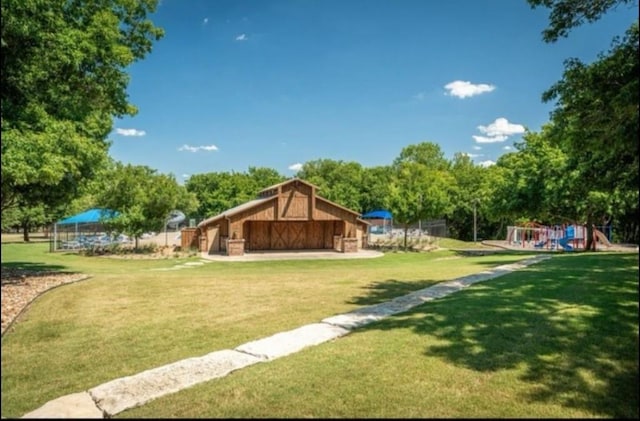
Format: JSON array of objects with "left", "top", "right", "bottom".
[
  {"left": 226, "top": 239, "right": 245, "bottom": 256},
  {"left": 342, "top": 238, "right": 358, "bottom": 253}
]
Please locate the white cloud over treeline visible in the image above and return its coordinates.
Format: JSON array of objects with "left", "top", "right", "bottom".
[{"left": 473, "top": 117, "right": 525, "bottom": 143}]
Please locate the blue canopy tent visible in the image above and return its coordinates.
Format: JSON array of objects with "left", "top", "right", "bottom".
[
  {"left": 362, "top": 210, "right": 393, "bottom": 234},
  {"left": 57, "top": 208, "right": 119, "bottom": 225},
  {"left": 52, "top": 208, "right": 120, "bottom": 251}
]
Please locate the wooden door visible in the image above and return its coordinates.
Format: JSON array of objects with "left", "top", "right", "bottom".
[{"left": 270, "top": 222, "right": 306, "bottom": 249}]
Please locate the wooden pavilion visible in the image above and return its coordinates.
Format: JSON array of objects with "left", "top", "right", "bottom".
[{"left": 183, "top": 178, "right": 369, "bottom": 256}]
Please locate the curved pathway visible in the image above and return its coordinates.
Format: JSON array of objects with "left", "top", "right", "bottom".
[{"left": 22, "top": 254, "right": 551, "bottom": 418}]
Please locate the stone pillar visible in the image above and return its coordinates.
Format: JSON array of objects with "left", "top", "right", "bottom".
[
  {"left": 226, "top": 239, "right": 245, "bottom": 256},
  {"left": 333, "top": 235, "right": 343, "bottom": 252},
  {"left": 342, "top": 237, "right": 358, "bottom": 253}
]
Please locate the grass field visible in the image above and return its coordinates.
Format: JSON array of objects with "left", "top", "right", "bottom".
[{"left": 1, "top": 240, "right": 637, "bottom": 418}]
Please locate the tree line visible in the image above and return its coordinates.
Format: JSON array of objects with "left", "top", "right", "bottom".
[{"left": 1, "top": 0, "right": 637, "bottom": 247}]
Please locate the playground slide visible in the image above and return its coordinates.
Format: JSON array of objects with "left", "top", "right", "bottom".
[
  {"left": 558, "top": 237, "right": 573, "bottom": 251},
  {"left": 593, "top": 229, "right": 612, "bottom": 247},
  {"left": 534, "top": 239, "right": 547, "bottom": 248}
]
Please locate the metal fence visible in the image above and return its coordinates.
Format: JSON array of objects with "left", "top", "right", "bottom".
[
  {"left": 368, "top": 219, "right": 449, "bottom": 249},
  {"left": 367, "top": 219, "right": 448, "bottom": 236}
]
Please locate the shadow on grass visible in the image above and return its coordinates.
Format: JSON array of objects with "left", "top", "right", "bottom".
[
  {"left": 353, "top": 253, "right": 639, "bottom": 418},
  {"left": 347, "top": 254, "right": 545, "bottom": 306},
  {"left": 1, "top": 262, "right": 78, "bottom": 285},
  {"left": 450, "top": 249, "right": 556, "bottom": 257}
]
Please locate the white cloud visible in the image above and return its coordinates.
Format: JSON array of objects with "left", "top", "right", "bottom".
[
  {"left": 235, "top": 33, "right": 248, "bottom": 41},
  {"left": 503, "top": 145, "right": 513, "bottom": 150},
  {"left": 116, "top": 128, "right": 146, "bottom": 137},
  {"left": 182, "top": 174, "right": 190, "bottom": 179},
  {"left": 288, "top": 163, "right": 303, "bottom": 171},
  {"left": 478, "top": 117, "right": 525, "bottom": 137},
  {"left": 203, "top": 17, "right": 209, "bottom": 25},
  {"left": 444, "top": 80, "right": 495, "bottom": 98},
  {"left": 463, "top": 153, "right": 483, "bottom": 158},
  {"left": 478, "top": 160, "right": 496, "bottom": 168},
  {"left": 472, "top": 145, "right": 482, "bottom": 150},
  {"left": 472, "top": 117, "right": 525, "bottom": 144},
  {"left": 413, "top": 92, "right": 426, "bottom": 101},
  {"left": 178, "top": 144, "right": 219, "bottom": 152},
  {"left": 473, "top": 135, "right": 508, "bottom": 143}
]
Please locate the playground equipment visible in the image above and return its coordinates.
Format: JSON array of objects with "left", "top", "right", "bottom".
[
  {"left": 164, "top": 210, "right": 186, "bottom": 246},
  {"left": 507, "top": 222, "right": 611, "bottom": 251}
]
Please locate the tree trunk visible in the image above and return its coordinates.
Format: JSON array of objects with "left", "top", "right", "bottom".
[
  {"left": 403, "top": 225, "right": 409, "bottom": 250},
  {"left": 22, "top": 223, "right": 30, "bottom": 242},
  {"left": 584, "top": 220, "right": 596, "bottom": 252}
]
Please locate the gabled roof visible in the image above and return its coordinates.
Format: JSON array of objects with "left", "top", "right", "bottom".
[
  {"left": 197, "top": 196, "right": 276, "bottom": 228},
  {"left": 258, "top": 177, "right": 321, "bottom": 195},
  {"left": 198, "top": 178, "right": 367, "bottom": 228},
  {"left": 315, "top": 196, "right": 361, "bottom": 218}
]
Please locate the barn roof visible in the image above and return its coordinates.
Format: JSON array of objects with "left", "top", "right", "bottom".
[
  {"left": 198, "top": 178, "right": 369, "bottom": 228},
  {"left": 197, "top": 196, "right": 276, "bottom": 228},
  {"left": 258, "top": 177, "right": 321, "bottom": 195},
  {"left": 315, "top": 196, "right": 362, "bottom": 218}
]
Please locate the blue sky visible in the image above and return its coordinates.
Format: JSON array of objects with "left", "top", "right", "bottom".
[{"left": 109, "top": 0, "right": 638, "bottom": 183}]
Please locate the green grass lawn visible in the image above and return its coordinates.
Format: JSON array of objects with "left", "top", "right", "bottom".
[{"left": 1, "top": 241, "right": 637, "bottom": 418}]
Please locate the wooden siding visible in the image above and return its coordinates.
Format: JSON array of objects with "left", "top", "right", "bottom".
[
  {"left": 314, "top": 199, "right": 355, "bottom": 221},
  {"left": 245, "top": 221, "right": 337, "bottom": 250},
  {"left": 278, "top": 182, "right": 312, "bottom": 220},
  {"left": 180, "top": 228, "right": 198, "bottom": 249},
  {"left": 197, "top": 178, "right": 367, "bottom": 253},
  {"left": 228, "top": 200, "right": 277, "bottom": 239},
  {"left": 207, "top": 226, "right": 219, "bottom": 253}
]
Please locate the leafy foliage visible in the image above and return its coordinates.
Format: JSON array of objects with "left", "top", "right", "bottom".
[
  {"left": 1, "top": 0, "right": 163, "bottom": 219},
  {"left": 297, "top": 159, "right": 365, "bottom": 211},
  {"left": 387, "top": 143, "right": 454, "bottom": 249},
  {"left": 527, "top": 0, "right": 635, "bottom": 42},
  {"left": 96, "top": 163, "right": 197, "bottom": 247},
  {"left": 186, "top": 167, "right": 286, "bottom": 220}
]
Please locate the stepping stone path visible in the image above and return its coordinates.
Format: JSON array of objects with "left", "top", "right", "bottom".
[
  {"left": 21, "top": 255, "right": 551, "bottom": 418},
  {"left": 151, "top": 260, "right": 212, "bottom": 271}
]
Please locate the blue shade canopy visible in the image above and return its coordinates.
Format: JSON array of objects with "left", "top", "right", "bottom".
[
  {"left": 362, "top": 210, "right": 392, "bottom": 219},
  {"left": 57, "top": 208, "right": 119, "bottom": 225}
]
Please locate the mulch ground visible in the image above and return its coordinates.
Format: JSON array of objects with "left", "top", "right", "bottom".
[{"left": 1, "top": 268, "right": 87, "bottom": 335}]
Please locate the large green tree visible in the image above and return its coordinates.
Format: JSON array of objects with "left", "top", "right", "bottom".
[
  {"left": 97, "top": 163, "right": 197, "bottom": 248},
  {"left": 186, "top": 167, "right": 285, "bottom": 220},
  {"left": 529, "top": 0, "right": 639, "bottom": 247},
  {"left": 1, "top": 0, "right": 163, "bottom": 217},
  {"left": 386, "top": 143, "right": 454, "bottom": 249},
  {"left": 359, "top": 165, "right": 393, "bottom": 214},
  {"left": 447, "top": 153, "right": 490, "bottom": 241},
  {"left": 527, "top": 0, "right": 635, "bottom": 42},
  {"left": 296, "top": 159, "right": 364, "bottom": 211}
]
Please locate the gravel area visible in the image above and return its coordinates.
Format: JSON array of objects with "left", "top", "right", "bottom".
[{"left": 1, "top": 268, "right": 88, "bottom": 335}]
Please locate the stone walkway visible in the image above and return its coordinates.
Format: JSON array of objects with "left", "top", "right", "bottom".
[{"left": 22, "top": 254, "right": 551, "bottom": 418}]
